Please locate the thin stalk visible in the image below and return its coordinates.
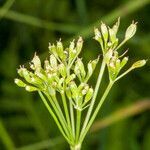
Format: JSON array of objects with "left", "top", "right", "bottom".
[
  {"left": 45, "top": 93, "right": 71, "bottom": 140},
  {"left": 61, "top": 93, "right": 74, "bottom": 140},
  {"left": 75, "top": 110, "right": 81, "bottom": 143},
  {"left": 115, "top": 68, "right": 132, "bottom": 82},
  {"left": 38, "top": 91, "right": 72, "bottom": 144},
  {"left": 61, "top": 93, "right": 72, "bottom": 133},
  {"left": 52, "top": 95, "right": 68, "bottom": 124},
  {"left": 70, "top": 100, "right": 75, "bottom": 138},
  {"left": 66, "top": 65, "right": 76, "bottom": 141},
  {"left": 52, "top": 95, "right": 74, "bottom": 141},
  {"left": 68, "top": 51, "right": 81, "bottom": 69},
  {"left": 79, "top": 81, "right": 114, "bottom": 143},
  {"left": 70, "top": 143, "right": 82, "bottom": 150},
  {"left": 61, "top": 93, "right": 71, "bottom": 126},
  {"left": 80, "top": 60, "right": 106, "bottom": 136},
  {"left": 115, "top": 39, "right": 127, "bottom": 51}
]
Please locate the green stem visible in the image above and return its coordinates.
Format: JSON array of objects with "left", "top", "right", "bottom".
[
  {"left": 79, "top": 81, "right": 114, "bottom": 143},
  {"left": 61, "top": 94, "right": 71, "bottom": 126},
  {"left": 38, "top": 91, "right": 72, "bottom": 144},
  {"left": 44, "top": 92, "right": 71, "bottom": 141},
  {"left": 70, "top": 100, "right": 75, "bottom": 138},
  {"left": 61, "top": 93, "right": 74, "bottom": 140},
  {"left": 115, "top": 39, "right": 127, "bottom": 51},
  {"left": 80, "top": 60, "right": 106, "bottom": 137},
  {"left": 70, "top": 143, "right": 82, "bottom": 150},
  {"left": 115, "top": 68, "right": 132, "bottom": 82},
  {"left": 52, "top": 95, "right": 69, "bottom": 124},
  {"left": 52, "top": 95, "right": 73, "bottom": 136},
  {"left": 75, "top": 110, "right": 81, "bottom": 143}
]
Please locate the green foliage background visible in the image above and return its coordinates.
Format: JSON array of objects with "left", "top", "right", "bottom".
[{"left": 0, "top": 0, "right": 150, "bottom": 150}]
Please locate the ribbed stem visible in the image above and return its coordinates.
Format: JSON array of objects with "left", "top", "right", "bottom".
[
  {"left": 70, "top": 143, "right": 81, "bottom": 150},
  {"left": 79, "top": 81, "right": 114, "bottom": 143},
  {"left": 80, "top": 60, "right": 106, "bottom": 138},
  {"left": 38, "top": 91, "right": 72, "bottom": 144},
  {"left": 75, "top": 110, "right": 81, "bottom": 142}
]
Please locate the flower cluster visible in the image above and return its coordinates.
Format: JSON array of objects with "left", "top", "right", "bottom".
[
  {"left": 14, "top": 19, "right": 147, "bottom": 149},
  {"left": 15, "top": 37, "right": 99, "bottom": 110},
  {"left": 94, "top": 18, "right": 146, "bottom": 82}
]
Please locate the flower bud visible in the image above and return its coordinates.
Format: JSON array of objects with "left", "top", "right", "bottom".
[
  {"left": 87, "top": 62, "right": 92, "bottom": 77},
  {"left": 101, "top": 22, "right": 108, "bottom": 42},
  {"left": 30, "top": 77, "right": 41, "bottom": 85},
  {"left": 107, "top": 42, "right": 112, "bottom": 47},
  {"left": 85, "top": 88, "right": 93, "bottom": 102},
  {"left": 76, "top": 37, "right": 83, "bottom": 54},
  {"left": 17, "top": 66, "right": 24, "bottom": 77},
  {"left": 49, "top": 43, "right": 58, "bottom": 57},
  {"left": 75, "top": 58, "right": 86, "bottom": 79},
  {"left": 68, "top": 40, "right": 77, "bottom": 62},
  {"left": 66, "top": 87, "right": 72, "bottom": 99},
  {"left": 115, "top": 59, "right": 121, "bottom": 72},
  {"left": 58, "top": 63, "right": 66, "bottom": 78},
  {"left": 36, "top": 72, "right": 47, "bottom": 81},
  {"left": 25, "top": 85, "right": 38, "bottom": 92},
  {"left": 77, "top": 83, "right": 86, "bottom": 91},
  {"left": 14, "top": 79, "right": 26, "bottom": 87},
  {"left": 50, "top": 54, "right": 57, "bottom": 68},
  {"left": 56, "top": 41, "right": 65, "bottom": 60},
  {"left": 94, "top": 28, "right": 104, "bottom": 50},
  {"left": 64, "top": 50, "right": 68, "bottom": 58},
  {"left": 109, "top": 28, "right": 117, "bottom": 44},
  {"left": 21, "top": 68, "right": 32, "bottom": 83},
  {"left": 69, "top": 81, "right": 78, "bottom": 99},
  {"left": 31, "top": 53, "right": 41, "bottom": 70},
  {"left": 29, "top": 72, "right": 43, "bottom": 85},
  {"left": 120, "top": 57, "right": 128, "bottom": 68},
  {"left": 94, "top": 28, "right": 101, "bottom": 40},
  {"left": 81, "top": 84, "right": 89, "bottom": 95},
  {"left": 125, "top": 22, "right": 137, "bottom": 40},
  {"left": 86, "top": 57, "right": 99, "bottom": 80},
  {"left": 112, "top": 17, "right": 120, "bottom": 35},
  {"left": 69, "top": 40, "right": 75, "bottom": 51},
  {"left": 82, "top": 89, "right": 87, "bottom": 95},
  {"left": 131, "top": 59, "right": 146, "bottom": 69},
  {"left": 44, "top": 60, "right": 51, "bottom": 71},
  {"left": 109, "top": 61, "right": 115, "bottom": 69},
  {"left": 66, "top": 74, "right": 76, "bottom": 84},
  {"left": 104, "top": 49, "right": 113, "bottom": 63}
]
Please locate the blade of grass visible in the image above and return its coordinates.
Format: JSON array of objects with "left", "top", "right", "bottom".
[
  {"left": 0, "top": 119, "right": 15, "bottom": 150},
  {"left": 0, "top": 9, "right": 81, "bottom": 33},
  {"left": 75, "top": 0, "right": 88, "bottom": 25},
  {"left": 90, "top": 99, "right": 150, "bottom": 132},
  {"left": 15, "top": 136, "right": 63, "bottom": 150},
  {"left": 0, "top": 0, "right": 15, "bottom": 20}
]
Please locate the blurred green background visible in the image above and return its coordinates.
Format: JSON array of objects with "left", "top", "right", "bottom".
[{"left": 0, "top": 0, "right": 150, "bottom": 150}]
